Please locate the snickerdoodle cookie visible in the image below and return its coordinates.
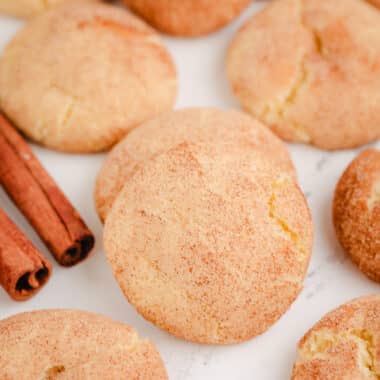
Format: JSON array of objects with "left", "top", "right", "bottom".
[
  {"left": 95, "top": 108, "right": 296, "bottom": 222},
  {"left": 333, "top": 149, "right": 380, "bottom": 282},
  {"left": 104, "top": 142, "right": 313, "bottom": 344},
  {"left": 122, "top": 0, "right": 252, "bottom": 36},
  {"left": 0, "top": 2, "right": 177, "bottom": 152},
  {"left": 292, "top": 294, "right": 380, "bottom": 379},
  {"left": 0, "top": 0, "right": 92, "bottom": 18},
  {"left": 0, "top": 309, "right": 167, "bottom": 379},
  {"left": 226, "top": 0, "right": 380, "bottom": 150}
]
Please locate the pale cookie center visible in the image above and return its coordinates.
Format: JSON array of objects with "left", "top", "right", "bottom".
[
  {"left": 298, "top": 329, "right": 380, "bottom": 379},
  {"left": 368, "top": 180, "right": 380, "bottom": 211},
  {"left": 268, "top": 175, "right": 307, "bottom": 258},
  {"left": 259, "top": 0, "right": 328, "bottom": 143}
]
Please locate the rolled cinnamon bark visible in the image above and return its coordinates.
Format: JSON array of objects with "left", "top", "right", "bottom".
[
  {"left": 0, "top": 113, "right": 95, "bottom": 266},
  {"left": 0, "top": 207, "right": 51, "bottom": 301}
]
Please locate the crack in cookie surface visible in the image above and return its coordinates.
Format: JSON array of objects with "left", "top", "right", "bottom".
[
  {"left": 259, "top": 0, "right": 331, "bottom": 144},
  {"left": 298, "top": 329, "right": 380, "bottom": 379},
  {"left": 268, "top": 175, "right": 307, "bottom": 258},
  {"left": 368, "top": 180, "right": 380, "bottom": 210}
]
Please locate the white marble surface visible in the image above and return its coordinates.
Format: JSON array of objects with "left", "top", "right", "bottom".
[{"left": 0, "top": 2, "right": 379, "bottom": 379}]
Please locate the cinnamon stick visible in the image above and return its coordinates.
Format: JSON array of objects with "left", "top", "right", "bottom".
[
  {"left": 0, "top": 113, "right": 95, "bottom": 266},
  {"left": 0, "top": 207, "right": 51, "bottom": 301}
]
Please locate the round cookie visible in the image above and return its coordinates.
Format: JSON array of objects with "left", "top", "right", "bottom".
[
  {"left": 0, "top": 309, "right": 167, "bottom": 379},
  {"left": 95, "top": 108, "right": 296, "bottom": 222},
  {"left": 104, "top": 142, "right": 313, "bottom": 344},
  {"left": 226, "top": 0, "right": 380, "bottom": 150},
  {"left": 0, "top": 0, "right": 92, "bottom": 18},
  {"left": 122, "top": 0, "right": 252, "bottom": 36},
  {"left": 292, "top": 294, "right": 380, "bottom": 379},
  {"left": 333, "top": 149, "right": 380, "bottom": 282},
  {"left": 0, "top": 2, "right": 177, "bottom": 152}
]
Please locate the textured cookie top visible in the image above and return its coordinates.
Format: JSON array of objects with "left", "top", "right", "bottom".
[
  {"left": 0, "top": 309, "right": 167, "bottom": 379},
  {"left": 95, "top": 107, "right": 296, "bottom": 222},
  {"left": 104, "top": 142, "right": 313, "bottom": 344},
  {"left": 333, "top": 149, "right": 380, "bottom": 282},
  {"left": 292, "top": 294, "right": 380, "bottom": 379},
  {"left": 123, "top": 0, "right": 251, "bottom": 36},
  {"left": 0, "top": 0, "right": 91, "bottom": 18},
  {"left": 226, "top": 0, "right": 380, "bottom": 150},
  {"left": 0, "top": 2, "right": 177, "bottom": 152}
]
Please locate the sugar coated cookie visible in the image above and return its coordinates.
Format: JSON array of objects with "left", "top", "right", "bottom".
[
  {"left": 226, "top": 0, "right": 380, "bottom": 150},
  {"left": 0, "top": 309, "right": 167, "bottom": 379},
  {"left": 123, "top": 0, "right": 252, "bottom": 36},
  {"left": 0, "top": 2, "right": 177, "bottom": 152},
  {"left": 0, "top": 0, "right": 85, "bottom": 18},
  {"left": 333, "top": 149, "right": 380, "bottom": 282},
  {"left": 104, "top": 142, "right": 313, "bottom": 344},
  {"left": 292, "top": 294, "right": 380, "bottom": 379},
  {"left": 95, "top": 108, "right": 296, "bottom": 222}
]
